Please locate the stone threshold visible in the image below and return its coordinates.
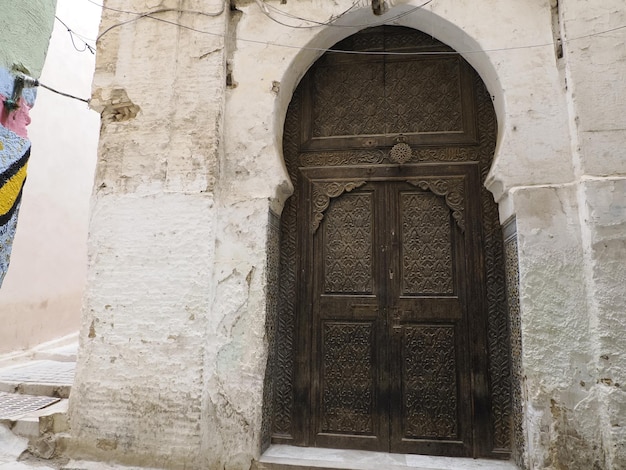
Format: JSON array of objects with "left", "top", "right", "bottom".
[{"left": 256, "top": 445, "right": 519, "bottom": 470}]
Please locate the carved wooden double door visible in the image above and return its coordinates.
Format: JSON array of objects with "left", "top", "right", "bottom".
[
  {"left": 300, "top": 163, "right": 485, "bottom": 457},
  {"left": 272, "top": 26, "right": 512, "bottom": 460}
]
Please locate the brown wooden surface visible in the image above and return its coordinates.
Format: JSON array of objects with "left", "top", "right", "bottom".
[
  {"left": 298, "top": 165, "right": 485, "bottom": 457},
  {"left": 273, "top": 26, "right": 512, "bottom": 460}
]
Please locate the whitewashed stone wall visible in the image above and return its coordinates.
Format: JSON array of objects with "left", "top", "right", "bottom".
[{"left": 70, "top": 0, "right": 626, "bottom": 468}]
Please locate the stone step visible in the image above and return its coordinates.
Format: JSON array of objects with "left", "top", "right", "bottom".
[
  {"left": 0, "top": 334, "right": 78, "bottom": 368},
  {"left": 62, "top": 462, "right": 164, "bottom": 470},
  {"left": 0, "top": 360, "right": 75, "bottom": 399},
  {"left": 0, "top": 394, "right": 70, "bottom": 459},
  {"left": 255, "top": 445, "right": 519, "bottom": 470}
]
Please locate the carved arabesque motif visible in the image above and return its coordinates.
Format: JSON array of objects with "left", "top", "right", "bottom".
[
  {"left": 312, "top": 62, "right": 386, "bottom": 137},
  {"left": 300, "top": 150, "right": 385, "bottom": 167},
  {"left": 474, "top": 75, "right": 513, "bottom": 452},
  {"left": 272, "top": 86, "right": 302, "bottom": 438},
  {"left": 406, "top": 178, "right": 465, "bottom": 232},
  {"left": 504, "top": 224, "right": 526, "bottom": 468},
  {"left": 311, "top": 180, "right": 366, "bottom": 233},
  {"left": 321, "top": 322, "right": 375, "bottom": 434},
  {"left": 299, "top": 147, "right": 474, "bottom": 168},
  {"left": 331, "top": 26, "right": 452, "bottom": 53},
  {"left": 324, "top": 193, "right": 374, "bottom": 294},
  {"left": 311, "top": 57, "right": 465, "bottom": 138},
  {"left": 386, "top": 58, "right": 463, "bottom": 133},
  {"left": 401, "top": 193, "right": 454, "bottom": 295},
  {"left": 261, "top": 210, "right": 281, "bottom": 450},
  {"left": 403, "top": 325, "right": 458, "bottom": 438}
]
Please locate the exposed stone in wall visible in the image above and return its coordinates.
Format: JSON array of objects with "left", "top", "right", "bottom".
[{"left": 92, "top": 88, "right": 140, "bottom": 124}]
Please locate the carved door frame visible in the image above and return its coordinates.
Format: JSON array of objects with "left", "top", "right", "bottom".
[{"left": 270, "top": 25, "right": 513, "bottom": 460}]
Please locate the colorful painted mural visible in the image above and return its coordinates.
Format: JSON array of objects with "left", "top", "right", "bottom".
[
  {"left": 0, "top": 68, "right": 35, "bottom": 287},
  {"left": 0, "top": 1, "right": 57, "bottom": 288}
]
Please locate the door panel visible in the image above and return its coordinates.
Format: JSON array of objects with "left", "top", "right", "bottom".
[
  {"left": 388, "top": 182, "right": 471, "bottom": 456},
  {"left": 312, "top": 183, "right": 388, "bottom": 451},
  {"left": 304, "top": 165, "right": 481, "bottom": 456},
  {"left": 399, "top": 191, "right": 455, "bottom": 296}
]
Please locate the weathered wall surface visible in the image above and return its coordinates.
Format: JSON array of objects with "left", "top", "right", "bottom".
[
  {"left": 69, "top": 0, "right": 231, "bottom": 468},
  {"left": 72, "top": 0, "right": 626, "bottom": 468},
  {"left": 559, "top": 1, "right": 626, "bottom": 467},
  {"left": 0, "top": 0, "right": 100, "bottom": 354}
]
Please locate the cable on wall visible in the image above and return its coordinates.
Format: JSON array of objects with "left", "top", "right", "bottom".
[
  {"left": 87, "top": 0, "right": 626, "bottom": 56},
  {"left": 13, "top": 0, "right": 625, "bottom": 104},
  {"left": 257, "top": 0, "right": 433, "bottom": 29}
]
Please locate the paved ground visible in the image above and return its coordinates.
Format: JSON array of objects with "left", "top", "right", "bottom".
[
  {"left": 0, "top": 392, "right": 60, "bottom": 420},
  {"left": 0, "top": 338, "right": 75, "bottom": 469},
  {"left": 0, "top": 338, "right": 164, "bottom": 470}
]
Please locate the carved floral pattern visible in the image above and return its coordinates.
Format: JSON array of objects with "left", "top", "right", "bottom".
[
  {"left": 311, "top": 181, "right": 366, "bottom": 233},
  {"left": 389, "top": 143, "right": 413, "bottom": 164},
  {"left": 401, "top": 193, "right": 453, "bottom": 295},
  {"left": 321, "top": 322, "right": 374, "bottom": 434},
  {"left": 505, "top": 231, "right": 525, "bottom": 467},
  {"left": 406, "top": 178, "right": 465, "bottom": 232},
  {"left": 403, "top": 325, "right": 458, "bottom": 438},
  {"left": 324, "top": 194, "right": 373, "bottom": 294}
]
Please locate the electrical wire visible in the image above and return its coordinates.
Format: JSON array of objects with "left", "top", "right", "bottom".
[
  {"left": 86, "top": 0, "right": 225, "bottom": 20},
  {"left": 15, "top": 74, "right": 91, "bottom": 104},
  {"left": 257, "top": 0, "right": 362, "bottom": 29},
  {"left": 55, "top": 16, "right": 96, "bottom": 54},
  {"left": 96, "top": 8, "right": 226, "bottom": 41},
  {"left": 28, "top": 1, "right": 625, "bottom": 103},
  {"left": 87, "top": 0, "right": 626, "bottom": 57},
  {"left": 38, "top": 82, "right": 90, "bottom": 103},
  {"left": 260, "top": 0, "right": 433, "bottom": 29}
]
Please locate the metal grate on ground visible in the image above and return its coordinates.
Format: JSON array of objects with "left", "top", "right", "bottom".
[
  {"left": 0, "top": 391, "right": 60, "bottom": 420},
  {"left": 0, "top": 360, "right": 75, "bottom": 385}
]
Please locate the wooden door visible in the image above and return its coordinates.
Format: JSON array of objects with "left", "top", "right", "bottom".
[
  {"left": 273, "top": 26, "right": 512, "bottom": 460},
  {"left": 302, "top": 164, "right": 486, "bottom": 456}
]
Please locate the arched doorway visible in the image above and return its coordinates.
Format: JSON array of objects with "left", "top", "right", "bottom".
[{"left": 271, "top": 26, "right": 511, "bottom": 459}]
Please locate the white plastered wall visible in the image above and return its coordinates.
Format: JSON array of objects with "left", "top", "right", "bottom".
[{"left": 71, "top": 0, "right": 625, "bottom": 468}]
